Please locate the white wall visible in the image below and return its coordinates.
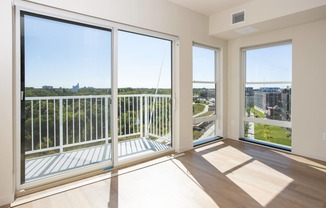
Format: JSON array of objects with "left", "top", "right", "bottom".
[
  {"left": 0, "top": 0, "right": 15, "bottom": 206},
  {"left": 227, "top": 19, "right": 326, "bottom": 161},
  {"left": 209, "top": 0, "right": 326, "bottom": 38},
  {"left": 0, "top": 0, "right": 227, "bottom": 205}
]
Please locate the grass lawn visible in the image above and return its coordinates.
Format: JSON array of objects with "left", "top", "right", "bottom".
[
  {"left": 193, "top": 103, "right": 206, "bottom": 115},
  {"left": 250, "top": 108, "right": 266, "bottom": 118},
  {"left": 254, "top": 123, "right": 291, "bottom": 146},
  {"left": 193, "top": 129, "right": 204, "bottom": 140},
  {"left": 250, "top": 108, "right": 291, "bottom": 146}
]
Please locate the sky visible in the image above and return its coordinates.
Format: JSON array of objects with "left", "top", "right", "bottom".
[
  {"left": 24, "top": 14, "right": 171, "bottom": 89},
  {"left": 192, "top": 46, "right": 215, "bottom": 82},
  {"left": 25, "top": 15, "right": 111, "bottom": 89},
  {"left": 24, "top": 14, "right": 291, "bottom": 91},
  {"left": 246, "top": 44, "right": 292, "bottom": 83},
  {"left": 118, "top": 31, "right": 171, "bottom": 88}
]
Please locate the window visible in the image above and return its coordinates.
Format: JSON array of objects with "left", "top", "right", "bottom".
[
  {"left": 192, "top": 45, "right": 221, "bottom": 146},
  {"left": 241, "top": 42, "right": 292, "bottom": 149},
  {"left": 21, "top": 12, "right": 113, "bottom": 183},
  {"left": 18, "top": 8, "right": 176, "bottom": 188}
]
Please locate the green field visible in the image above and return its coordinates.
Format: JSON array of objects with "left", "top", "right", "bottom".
[
  {"left": 193, "top": 103, "right": 206, "bottom": 115},
  {"left": 193, "top": 129, "right": 204, "bottom": 140},
  {"left": 254, "top": 123, "right": 291, "bottom": 146},
  {"left": 249, "top": 108, "right": 291, "bottom": 146},
  {"left": 250, "top": 108, "right": 266, "bottom": 118}
]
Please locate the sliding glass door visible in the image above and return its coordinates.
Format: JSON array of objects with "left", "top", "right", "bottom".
[
  {"left": 117, "top": 31, "right": 173, "bottom": 161},
  {"left": 21, "top": 12, "right": 112, "bottom": 183},
  {"left": 19, "top": 10, "right": 175, "bottom": 186}
]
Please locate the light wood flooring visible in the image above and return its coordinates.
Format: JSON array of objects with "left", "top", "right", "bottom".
[{"left": 11, "top": 139, "right": 326, "bottom": 208}]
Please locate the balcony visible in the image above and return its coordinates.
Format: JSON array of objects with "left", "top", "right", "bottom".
[{"left": 23, "top": 94, "right": 172, "bottom": 182}]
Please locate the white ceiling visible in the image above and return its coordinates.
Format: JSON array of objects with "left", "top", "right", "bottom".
[{"left": 168, "top": 0, "right": 253, "bottom": 16}]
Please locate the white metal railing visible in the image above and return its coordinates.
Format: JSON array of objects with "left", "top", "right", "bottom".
[{"left": 24, "top": 94, "right": 172, "bottom": 155}]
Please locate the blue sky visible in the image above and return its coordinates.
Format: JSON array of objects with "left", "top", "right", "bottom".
[
  {"left": 118, "top": 31, "right": 171, "bottom": 88},
  {"left": 25, "top": 14, "right": 291, "bottom": 90},
  {"left": 24, "top": 15, "right": 171, "bottom": 89},
  {"left": 25, "top": 15, "right": 111, "bottom": 88},
  {"left": 246, "top": 44, "right": 292, "bottom": 83},
  {"left": 192, "top": 46, "right": 215, "bottom": 82}
]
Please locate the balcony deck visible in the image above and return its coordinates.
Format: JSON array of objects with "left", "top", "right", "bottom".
[{"left": 25, "top": 137, "right": 170, "bottom": 182}]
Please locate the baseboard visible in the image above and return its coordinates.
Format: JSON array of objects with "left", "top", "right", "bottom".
[
  {"left": 0, "top": 194, "right": 14, "bottom": 207},
  {"left": 176, "top": 145, "right": 192, "bottom": 153}
]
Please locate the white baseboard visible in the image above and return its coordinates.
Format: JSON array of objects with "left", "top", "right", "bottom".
[{"left": 0, "top": 194, "right": 14, "bottom": 206}]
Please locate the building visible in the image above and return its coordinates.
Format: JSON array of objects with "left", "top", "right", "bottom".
[
  {"left": 1, "top": 0, "right": 326, "bottom": 207},
  {"left": 267, "top": 105, "right": 282, "bottom": 120},
  {"left": 281, "top": 88, "right": 292, "bottom": 121},
  {"left": 42, "top": 85, "right": 53, "bottom": 90},
  {"left": 253, "top": 88, "right": 281, "bottom": 113},
  {"left": 245, "top": 87, "right": 254, "bottom": 108},
  {"left": 71, "top": 83, "right": 79, "bottom": 92}
]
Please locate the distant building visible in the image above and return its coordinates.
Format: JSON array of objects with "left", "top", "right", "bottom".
[
  {"left": 280, "top": 88, "right": 291, "bottom": 121},
  {"left": 267, "top": 106, "right": 282, "bottom": 120},
  {"left": 254, "top": 88, "right": 281, "bottom": 113},
  {"left": 245, "top": 87, "right": 254, "bottom": 108},
  {"left": 42, "top": 85, "right": 53, "bottom": 90},
  {"left": 260, "top": 87, "right": 280, "bottom": 92},
  {"left": 72, "top": 83, "right": 79, "bottom": 92},
  {"left": 208, "top": 103, "right": 215, "bottom": 111}
]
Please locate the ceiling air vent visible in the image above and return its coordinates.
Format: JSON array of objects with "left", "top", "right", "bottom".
[{"left": 232, "top": 11, "right": 245, "bottom": 24}]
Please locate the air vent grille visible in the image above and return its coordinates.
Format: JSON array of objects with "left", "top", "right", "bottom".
[{"left": 232, "top": 11, "right": 245, "bottom": 24}]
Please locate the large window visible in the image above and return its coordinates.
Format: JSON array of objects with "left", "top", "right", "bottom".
[
  {"left": 18, "top": 8, "right": 175, "bottom": 187},
  {"left": 241, "top": 42, "right": 292, "bottom": 149},
  {"left": 192, "top": 45, "right": 220, "bottom": 146}
]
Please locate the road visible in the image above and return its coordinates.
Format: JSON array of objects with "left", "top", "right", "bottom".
[{"left": 193, "top": 104, "right": 209, "bottom": 118}]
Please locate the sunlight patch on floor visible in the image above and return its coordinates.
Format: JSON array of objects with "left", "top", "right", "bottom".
[
  {"left": 274, "top": 150, "right": 326, "bottom": 173},
  {"left": 310, "top": 165, "right": 326, "bottom": 173},
  {"left": 170, "top": 159, "right": 204, "bottom": 189},
  {"left": 226, "top": 160, "right": 294, "bottom": 207},
  {"left": 201, "top": 145, "right": 253, "bottom": 173}
]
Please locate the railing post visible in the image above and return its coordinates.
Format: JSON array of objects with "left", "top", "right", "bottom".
[
  {"left": 105, "top": 96, "right": 109, "bottom": 144},
  {"left": 140, "top": 95, "right": 143, "bottom": 138},
  {"left": 144, "top": 95, "right": 148, "bottom": 138},
  {"left": 59, "top": 98, "right": 63, "bottom": 153}
]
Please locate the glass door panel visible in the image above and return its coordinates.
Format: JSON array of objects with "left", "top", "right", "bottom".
[
  {"left": 21, "top": 13, "right": 112, "bottom": 183},
  {"left": 117, "top": 31, "right": 172, "bottom": 161}
]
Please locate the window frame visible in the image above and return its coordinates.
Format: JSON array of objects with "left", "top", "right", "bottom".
[
  {"left": 240, "top": 41, "right": 292, "bottom": 146},
  {"left": 192, "top": 43, "right": 222, "bottom": 144},
  {"left": 14, "top": 1, "right": 179, "bottom": 191}
]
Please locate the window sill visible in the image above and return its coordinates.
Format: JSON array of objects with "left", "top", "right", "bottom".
[
  {"left": 193, "top": 136, "right": 223, "bottom": 147},
  {"left": 239, "top": 137, "right": 291, "bottom": 152}
]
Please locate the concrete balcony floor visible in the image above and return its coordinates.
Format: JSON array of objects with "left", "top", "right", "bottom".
[{"left": 25, "top": 137, "right": 170, "bottom": 182}]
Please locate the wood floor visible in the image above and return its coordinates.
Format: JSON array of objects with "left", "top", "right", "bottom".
[{"left": 12, "top": 139, "right": 326, "bottom": 208}]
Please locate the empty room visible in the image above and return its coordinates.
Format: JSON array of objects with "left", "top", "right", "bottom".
[{"left": 1, "top": 0, "right": 326, "bottom": 207}]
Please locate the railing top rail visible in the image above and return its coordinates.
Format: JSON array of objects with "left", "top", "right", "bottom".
[
  {"left": 25, "top": 95, "right": 111, "bottom": 100},
  {"left": 142, "top": 94, "right": 171, "bottom": 98},
  {"left": 118, "top": 94, "right": 171, "bottom": 98},
  {"left": 25, "top": 94, "right": 171, "bottom": 100}
]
